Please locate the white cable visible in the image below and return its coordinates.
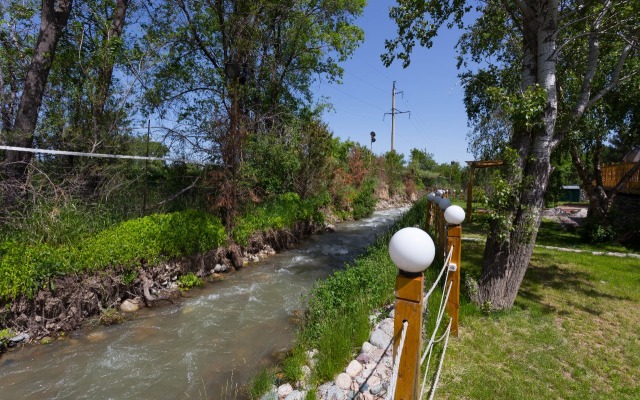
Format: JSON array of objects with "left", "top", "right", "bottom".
[
  {"left": 419, "top": 319, "right": 452, "bottom": 400},
  {"left": 386, "top": 320, "right": 409, "bottom": 400},
  {"left": 428, "top": 319, "right": 453, "bottom": 400},
  {"left": 424, "top": 244, "right": 454, "bottom": 304},
  {"left": 421, "top": 281, "right": 452, "bottom": 366},
  {"left": 0, "top": 145, "right": 213, "bottom": 165}
]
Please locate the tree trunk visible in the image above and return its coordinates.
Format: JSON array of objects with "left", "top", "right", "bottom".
[
  {"left": 3, "top": 0, "right": 73, "bottom": 180},
  {"left": 92, "top": 0, "right": 129, "bottom": 138},
  {"left": 477, "top": 0, "right": 559, "bottom": 309}
]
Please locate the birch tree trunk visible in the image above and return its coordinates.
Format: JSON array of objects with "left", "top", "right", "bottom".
[{"left": 477, "top": 0, "right": 559, "bottom": 309}]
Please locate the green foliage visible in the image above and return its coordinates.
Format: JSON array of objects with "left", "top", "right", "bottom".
[
  {"left": 99, "top": 307, "right": 124, "bottom": 326},
  {"left": 383, "top": 150, "right": 406, "bottom": 195},
  {"left": 177, "top": 273, "right": 204, "bottom": 291},
  {"left": 351, "top": 178, "right": 377, "bottom": 220},
  {"left": 485, "top": 84, "right": 547, "bottom": 131},
  {"left": 247, "top": 367, "right": 273, "bottom": 400},
  {"left": 312, "top": 301, "right": 370, "bottom": 382},
  {"left": 282, "top": 345, "right": 307, "bottom": 383},
  {"left": 232, "top": 193, "right": 323, "bottom": 245},
  {"left": 0, "top": 210, "right": 225, "bottom": 301}
]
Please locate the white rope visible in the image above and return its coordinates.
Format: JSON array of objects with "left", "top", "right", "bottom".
[
  {"left": 421, "top": 281, "right": 452, "bottom": 366},
  {"left": 386, "top": 320, "right": 409, "bottom": 400},
  {"left": 0, "top": 145, "right": 213, "bottom": 165},
  {"left": 424, "top": 244, "right": 454, "bottom": 304},
  {"left": 427, "top": 318, "right": 453, "bottom": 400},
  {"left": 419, "top": 318, "right": 452, "bottom": 400}
]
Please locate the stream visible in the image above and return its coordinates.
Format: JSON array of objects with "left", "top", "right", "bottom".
[{"left": 0, "top": 208, "right": 406, "bottom": 399}]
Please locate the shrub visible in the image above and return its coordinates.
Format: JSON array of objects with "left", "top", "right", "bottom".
[{"left": 177, "top": 273, "right": 204, "bottom": 291}]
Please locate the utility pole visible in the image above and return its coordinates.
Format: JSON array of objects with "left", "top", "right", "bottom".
[{"left": 384, "top": 81, "right": 410, "bottom": 152}]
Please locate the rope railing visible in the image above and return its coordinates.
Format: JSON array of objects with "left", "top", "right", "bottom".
[
  {"left": 387, "top": 192, "right": 465, "bottom": 399},
  {"left": 424, "top": 244, "right": 454, "bottom": 305},
  {"left": 419, "top": 318, "right": 452, "bottom": 400},
  {"left": 386, "top": 320, "right": 409, "bottom": 400}
]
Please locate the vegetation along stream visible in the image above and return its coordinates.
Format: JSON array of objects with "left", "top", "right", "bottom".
[{"left": 0, "top": 208, "right": 407, "bottom": 399}]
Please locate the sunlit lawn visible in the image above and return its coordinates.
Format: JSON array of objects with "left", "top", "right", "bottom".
[{"left": 434, "top": 220, "right": 640, "bottom": 399}]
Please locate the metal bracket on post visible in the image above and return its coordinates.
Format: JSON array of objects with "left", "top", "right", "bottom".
[{"left": 448, "top": 263, "right": 457, "bottom": 272}]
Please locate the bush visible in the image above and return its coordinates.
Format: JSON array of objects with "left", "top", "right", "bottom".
[
  {"left": 177, "top": 273, "right": 204, "bottom": 291},
  {"left": 351, "top": 179, "right": 377, "bottom": 220},
  {"left": 232, "top": 193, "right": 323, "bottom": 245}
]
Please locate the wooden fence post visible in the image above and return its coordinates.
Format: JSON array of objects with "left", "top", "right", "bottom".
[
  {"left": 394, "top": 272, "right": 424, "bottom": 400},
  {"left": 445, "top": 223, "right": 462, "bottom": 337}
]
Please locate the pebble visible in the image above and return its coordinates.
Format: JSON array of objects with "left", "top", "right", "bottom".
[
  {"left": 326, "top": 385, "right": 345, "bottom": 400},
  {"left": 277, "top": 383, "right": 293, "bottom": 398},
  {"left": 335, "top": 373, "right": 352, "bottom": 390},
  {"left": 369, "top": 329, "right": 391, "bottom": 349},
  {"left": 378, "top": 318, "right": 394, "bottom": 336},
  {"left": 120, "top": 299, "right": 139, "bottom": 312},
  {"left": 346, "top": 360, "right": 363, "bottom": 377},
  {"left": 285, "top": 390, "right": 305, "bottom": 400},
  {"left": 361, "top": 341, "right": 374, "bottom": 353}
]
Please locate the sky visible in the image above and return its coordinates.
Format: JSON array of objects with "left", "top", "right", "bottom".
[{"left": 313, "top": 1, "right": 473, "bottom": 165}]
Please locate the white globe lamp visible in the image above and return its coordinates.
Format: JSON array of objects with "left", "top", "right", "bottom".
[
  {"left": 439, "top": 198, "right": 451, "bottom": 210},
  {"left": 389, "top": 228, "right": 435, "bottom": 273},
  {"left": 426, "top": 192, "right": 435, "bottom": 202},
  {"left": 444, "top": 205, "right": 466, "bottom": 225}
]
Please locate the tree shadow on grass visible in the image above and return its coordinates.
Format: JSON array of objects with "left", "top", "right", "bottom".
[{"left": 516, "top": 263, "right": 633, "bottom": 315}]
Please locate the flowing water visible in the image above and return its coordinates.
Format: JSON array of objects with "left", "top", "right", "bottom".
[{"left": 0, "top": 208, "right": 406, "bottom": 399}]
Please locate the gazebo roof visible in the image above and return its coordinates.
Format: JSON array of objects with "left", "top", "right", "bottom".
[{"left": 623, "top": 147, "right": 640, "bottom": 163}]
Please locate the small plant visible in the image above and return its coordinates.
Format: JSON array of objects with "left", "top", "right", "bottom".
[
  {"left": 121, "top": 269, "right": 138, "bottom": 285},
  {"left": 177, "top": 273, "right": 204, "bottom": 291},
  {"left": 247, "top": 367, "right": 273, "bottom": 400},
  {"left": 99, "top": 307, "right": 124, "bottom": 325}
]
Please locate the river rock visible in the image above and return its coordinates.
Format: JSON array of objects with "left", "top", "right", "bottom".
[
  {"left": 378, "top": 318, "right": 394, "bottom": 336},
  {"left": 260, "top": 391, "right": 278, "bottom": 400},
  {"left": 326, "top": 385, "right": 346, "bottom": 400},
  {"left": 120, "top": 299, "right": 139, "bottom": 313},
  {"left": 40, "top": 336, "right": 53, "bottom": 344},
  {"left": 370, "top": 384, "right": 383, "bottom": 396},
  {"left": 277, "top": 383, "right": 293, "bottom": 398},
  {"left": 346, "top": 360, "right": 363, "bottom": 377},
  {"left": 335, "top": 373, "right": 352, "bottom": 390},
  {"left": 285, "top": 390, "right": 304, "bottom": 400},
  {"left": 361, "top": 341, "right": 374, "bottom": 353},
  {"left": 325, "top": 224, "right": 336, "bottom": 232},
  {"left": 369, "top": 329, "right": 391, "bottom": 349},
  {"left": 9, "top": 333, "right": 29, "bottom": 344},
  {"left": 356, "top": 352, "right": 371, "bottom": 364},
  {"left": 213, "top": 263, "right": 228, "bottom": 273}
]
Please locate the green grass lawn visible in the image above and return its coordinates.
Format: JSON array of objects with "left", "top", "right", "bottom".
[{"left": 436, "top": 230, "right": 640, "bottom": 399}]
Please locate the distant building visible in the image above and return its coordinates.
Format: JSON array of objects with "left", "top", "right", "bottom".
[{"left": 560, "top": 185, "right": 582, "bottom": 202}]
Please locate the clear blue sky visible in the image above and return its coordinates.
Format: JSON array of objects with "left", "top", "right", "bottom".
[{"left": 313, "top": 1, "right": 473, "bottom": 165}]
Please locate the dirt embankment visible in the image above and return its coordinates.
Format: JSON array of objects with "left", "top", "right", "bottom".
[{"left": 0, "top": 221, "right": 322, "bottom": 351}]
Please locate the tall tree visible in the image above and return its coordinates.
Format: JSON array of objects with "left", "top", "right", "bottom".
[
  {"left": 2, "top": 0, "right": 73, "bottom": 181},
  {"left": 141, "top": 0, "right": 365, "bottom": 228},
  {"left": 385, "top": 0, "right": 639, "bottom": 309}
]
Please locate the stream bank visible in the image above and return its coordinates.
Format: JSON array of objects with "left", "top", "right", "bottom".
[{"left": 1, "top": 220, "right": 322, "bottom": 350}]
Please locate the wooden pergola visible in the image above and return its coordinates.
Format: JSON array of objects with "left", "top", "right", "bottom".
[{"left": 465, "top": 160, "right": 504, "bottom": 222}]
